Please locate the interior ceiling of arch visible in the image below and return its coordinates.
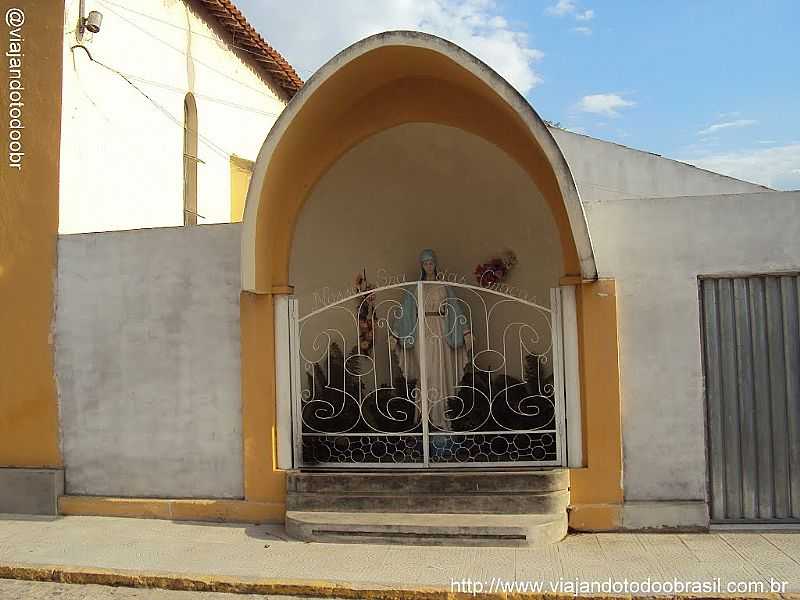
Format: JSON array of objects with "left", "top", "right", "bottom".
[
  {"left": 289, "top": 122, "right": 564, "bottom": 313},
  {"left": 242, "top": 37, "right": 595, "bottom": 292}
]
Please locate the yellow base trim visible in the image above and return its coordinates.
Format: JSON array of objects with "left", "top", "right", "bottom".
[
  {"left": 58, "top": 496, "right": 285, "bottom": 524},
  {"left": 0, "top": 563, "right": 496, "bottom": 600},
  {"left": 568, "top": 503, "right": 623, "bottom": 531}
]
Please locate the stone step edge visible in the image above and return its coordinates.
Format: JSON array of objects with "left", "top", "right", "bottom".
[
  {"left": 288, "top": 469, "right": 568, "bottom": 480},
  {"left": 285, "top": 511, "right": 568, "bottom": 547},
  {"left": 288, "top": 470, "right": 570, "bottom": 494},
  {"left": 288, "top": 468, "right": 567, "bottom": 474},
  {"left": 286, "top": 510, "right": 564, "bottom": 528},
  {"left": 288, "top": 489, "right": 570, "bottom": 498},
  {"left": 287, "top": 491, "right": 570, "bottom": 514}
]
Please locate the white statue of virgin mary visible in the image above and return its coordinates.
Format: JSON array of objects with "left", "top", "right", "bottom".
[{"left": 392, "top": 249, "right": 473, "bottom": 431}]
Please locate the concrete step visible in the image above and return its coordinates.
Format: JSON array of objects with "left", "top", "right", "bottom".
[
  {"left": 287, "top": 489, "right": 569, "bottom": 514},
  {"left": 286, "top": 469, "right": 569, "bottom": 515},
  {"left": 287, "top": 469, "right": 568, "bottom": 494},
  {"left": 286, "top": 510, "right": 567, "bottom": 547}
]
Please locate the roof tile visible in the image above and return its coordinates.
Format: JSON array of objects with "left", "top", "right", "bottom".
[{"left": 192, "top": 0, "right": 303, "bottom": 97}]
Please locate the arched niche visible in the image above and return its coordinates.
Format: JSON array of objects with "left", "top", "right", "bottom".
[{"left": 241, "top": 31, "right": 596, "bottom": 292}]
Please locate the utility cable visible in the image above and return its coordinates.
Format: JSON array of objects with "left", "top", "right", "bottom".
[
  {"left": 97, "top": 0, "right": 316, "bottom": 76},
  {"left": 71, "top": 44, "right": 232, "bottom": 161},
  {"left": 94, "top": 0, "right": 296, "bottom": 99}
]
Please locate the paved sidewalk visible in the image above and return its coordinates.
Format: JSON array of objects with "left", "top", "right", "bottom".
[
  {"left": 0, "top": 579, "right": 308, "bottom": 599},
  {"left": 1, "top": 515, "right": 800, "bottom": 597}
]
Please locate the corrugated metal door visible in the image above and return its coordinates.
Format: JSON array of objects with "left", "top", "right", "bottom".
[{"left": 701, "top": 275, "right": 800, "bottom": 524}]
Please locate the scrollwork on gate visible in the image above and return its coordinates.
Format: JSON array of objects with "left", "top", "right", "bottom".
[{"left": 295, "top": 281, "right": 559, "bottom": 466}]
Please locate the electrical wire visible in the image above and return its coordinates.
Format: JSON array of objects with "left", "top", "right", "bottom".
[
  {"left": 64, "top": 64, "right": 241, "bottom": 227},
  {"left": 94, "top": 0, "right": 292, "bottom": 100},
  {"left": 65, "top": 47, "right": 238, "bottom": 226},
  {"left": 70, "top": 42, "right": 642, "bottom": 206},
  {"left": 71, "top": 44, "right": 233, "bottom": 161},
  {"left": 96, "top": 0, "right": 315, "bottom": 75},
  {"left": 102, "top": 70, "right": 281, "bottom": 119}
]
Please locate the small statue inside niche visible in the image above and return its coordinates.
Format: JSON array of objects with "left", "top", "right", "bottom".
[{"left": 391, "top": 249, "right": 473, "bottom": 432}]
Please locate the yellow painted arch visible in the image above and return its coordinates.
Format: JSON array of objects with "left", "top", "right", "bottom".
[{"left": 241, "top": 31, "right": 597, "bottom": 291}]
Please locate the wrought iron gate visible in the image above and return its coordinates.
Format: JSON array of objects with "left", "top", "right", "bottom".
[
  {"left": 289, "top": 281, "right": 566, "bottom": 468},
  {"left": 701, "top": 274, "right": 800, "bottom": 523}
]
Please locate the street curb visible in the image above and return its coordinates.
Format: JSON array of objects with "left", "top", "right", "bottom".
[{"left": 1, "top": 563, "right": 799, "bottom": 600}]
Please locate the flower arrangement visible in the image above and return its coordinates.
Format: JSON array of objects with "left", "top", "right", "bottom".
[
  {"left": 474, "top": 250, "right": 518, "bottom": 288},
  {"left": 353, "top": 270, "right": 376, "bottom": 353}
]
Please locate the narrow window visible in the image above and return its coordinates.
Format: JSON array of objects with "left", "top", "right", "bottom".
[{"left": 183, "top": 93, "right": 198, "bottom": 225}]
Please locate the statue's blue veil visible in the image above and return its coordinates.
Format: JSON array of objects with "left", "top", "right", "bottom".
[
  {"left": 418, "top": 248, "right": 437, "bottom": 280},
  {"left": 393, "top": 249, "right": 466, "bottom": 349}
]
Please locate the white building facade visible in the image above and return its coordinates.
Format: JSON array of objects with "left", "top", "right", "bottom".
[{"left": 58, "top": 0, "right": 298, "bottom": 233}]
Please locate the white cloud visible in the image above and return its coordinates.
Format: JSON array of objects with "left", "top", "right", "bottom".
[
  {"left": 235, "top": 0, "right": 545, "bottom": 93},
  {"left": 577, "top": 93, "right": 636, "bottom": 117},
  {"left": 575, "top": 9, "right": 594, "bottom": 20},
  {"left": 681, "top": 143, "right": 800, "bottom": 190},
  {"left": 697, "top": 119, "right": 758, "bottom": 136},
  {"left": 572, "top": 26, "right": 592, "bottom": 35},
  {"left": 546, "top": 0, "right": 576, "bottom": 16}
]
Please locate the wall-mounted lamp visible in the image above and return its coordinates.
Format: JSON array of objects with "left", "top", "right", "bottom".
[
  {"left": 78, "top": 0, "right": 103, "bottom": 38},
  {"left": 85, "top": 10, "right": 103, "bottom": 33}
]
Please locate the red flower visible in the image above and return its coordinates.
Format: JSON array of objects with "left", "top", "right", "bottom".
[{"left": 475, "top": 253, "right": 515, "bottom": 288}]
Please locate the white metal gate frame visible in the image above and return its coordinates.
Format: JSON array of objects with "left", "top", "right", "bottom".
[{"left": 275, "top": 283, "right": 583, "bottom": 470}]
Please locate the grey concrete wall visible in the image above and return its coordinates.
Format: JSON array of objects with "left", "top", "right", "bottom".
[
  {"left": 586, "top": 191, "right": 800, "bottom": 525},
  {"left": 0, "top": 468, "right": 64, "bottom": 515},
  {"left": 55, "top": 224, "right": 243, "bottom": 498},
  {"left": 550, "top": 127, "right": 768, "bottom": 203}
]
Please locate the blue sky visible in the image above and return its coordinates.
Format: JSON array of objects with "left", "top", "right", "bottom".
[{"left": 239, "top": 0, "right": 799, "bottom": 190}]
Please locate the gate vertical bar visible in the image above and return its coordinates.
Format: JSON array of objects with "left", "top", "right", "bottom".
[
  {"left": 274, "top": 295, "right": 294, "bottom": 470},
  {"left": 417, "top": 281, "right": 430, "bottom": 466},
  {"left": 289, "top": 297, "right": 304, "bottom": 468},
  {"left": 550, "top": 288, "right": 566, "bottom": 466},
  {"left": 560, "top": 285, "right": 583, "bottom": 468}
]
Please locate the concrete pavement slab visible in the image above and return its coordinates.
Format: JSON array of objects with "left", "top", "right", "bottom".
[{"left": 1, "top": 515, "right": 800, "bottom": 597}]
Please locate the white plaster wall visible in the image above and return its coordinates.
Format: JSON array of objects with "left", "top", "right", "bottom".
[
  {"left": 55, "top": 224, "right": 243, "bottom": 498},
  {"left": 59, "top": 0, "right": 287, "bottom": 233},
  {"left": 587, "top": 191, "right": 800, "bottom": 518},
  {"left": 550, "top": 128, "right": 768, "bottom": 203}
]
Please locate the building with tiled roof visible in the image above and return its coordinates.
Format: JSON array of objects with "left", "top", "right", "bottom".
[
  {"left": 56, "top": 0, "right": 302, "bottom": 234},
  {"left": 192, "top": 0, "right": 303, "bottom": 97}
]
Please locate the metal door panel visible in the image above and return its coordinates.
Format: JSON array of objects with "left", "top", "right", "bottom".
[{"left": 701, "top": 274, "right": 800, "bottom": 523}]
